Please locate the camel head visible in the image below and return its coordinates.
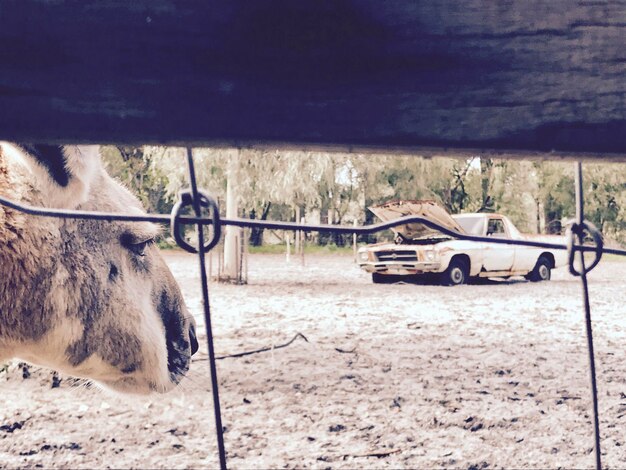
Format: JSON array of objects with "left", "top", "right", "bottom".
[{"left": 0, "top": 143, "right": 198, "bottom": 394}]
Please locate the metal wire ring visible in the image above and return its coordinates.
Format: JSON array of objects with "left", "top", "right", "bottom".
[
  {"left": 170, "top": 189, "right": 221, "bottom": 253},
  {"left": 567, "top": 221, "right": 603, "bottom": 276}
]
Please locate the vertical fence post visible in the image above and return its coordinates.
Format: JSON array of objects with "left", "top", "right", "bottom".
[
  {"left": 575, "top": 161, "right": 602, "bottom": 470},
  {"left": 185, "top": 148, "right": 227, "bottom": 470}
]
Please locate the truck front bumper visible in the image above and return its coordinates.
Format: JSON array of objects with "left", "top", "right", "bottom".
[{"left": 358, "top": 261, "right": 442, "bottom": 275}]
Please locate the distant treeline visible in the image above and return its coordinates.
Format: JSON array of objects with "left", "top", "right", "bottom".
[{"left": 102, "top": 147, "right": 626, "bottom": 246}]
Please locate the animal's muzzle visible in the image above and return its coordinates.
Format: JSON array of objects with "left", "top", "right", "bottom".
[{"left": 164, "top": 313, "right": 198, "bottom": 383}]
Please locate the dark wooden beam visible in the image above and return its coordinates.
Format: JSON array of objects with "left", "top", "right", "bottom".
[{"left": 0, "top": 0, "right": 624, "bottom": 158}]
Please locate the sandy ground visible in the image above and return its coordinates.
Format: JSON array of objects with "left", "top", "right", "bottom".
[{"left": 2, "top": 251, "right": 626, "bottom": 469}]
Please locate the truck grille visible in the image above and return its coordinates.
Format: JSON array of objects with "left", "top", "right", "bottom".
[{"left": 376, "top": 250, "right": 418, "bottom": 262}]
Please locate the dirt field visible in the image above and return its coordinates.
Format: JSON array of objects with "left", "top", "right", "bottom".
[{"left": 2, "top": 251, "right": 626, "bottom": 469}]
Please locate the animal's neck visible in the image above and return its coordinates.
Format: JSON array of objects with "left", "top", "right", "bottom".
[
  {"left": 0, "top": 148, "right": 35, "bottom": 240},
  {"left": 0, "top": 149, "right": 60, "bottom": 347}
]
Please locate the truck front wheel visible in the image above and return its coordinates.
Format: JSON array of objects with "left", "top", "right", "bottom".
[{"left": 441, "top": 258, "right": 469, "bottom": 286}]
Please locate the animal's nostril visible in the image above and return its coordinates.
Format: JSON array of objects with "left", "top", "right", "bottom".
[
  {"left": 189, "top": 323, "right": 199, "bottom": 356},
  {"left": 108, "top": 263, "right": 119, "bottom": 281}
]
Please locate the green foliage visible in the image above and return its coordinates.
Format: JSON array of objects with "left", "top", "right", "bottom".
[
  {"left": 585, "top": 163, "right": 626, "bottom": 243},
  {"left": 101, "top": 146, "right": 173, "bottom": 214}
]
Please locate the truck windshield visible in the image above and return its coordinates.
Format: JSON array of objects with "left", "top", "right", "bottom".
[{"left": 453, "top": 216, "right": 484, "bottom": 236}]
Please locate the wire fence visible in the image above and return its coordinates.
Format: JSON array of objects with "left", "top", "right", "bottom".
[{"left": 1, "top": 149, "right": 625, "bottom": 470}]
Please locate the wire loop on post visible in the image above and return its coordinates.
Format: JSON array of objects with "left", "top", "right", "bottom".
[
  {"left": 566, "top": 221, "right": 603, "bottom": 276},
  {"left": 170, "top": 189, "right": 222, "bottom": 253}
]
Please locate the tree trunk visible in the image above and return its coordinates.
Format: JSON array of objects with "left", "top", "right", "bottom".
[
  {"left": 479, "top": 157, "right": 494, "bottom": 212},
  {"left": 544, "top": 194, "right": 562, "bottom": 234},
  {"left": 536, "top": 198, "right": 542, "bottom": 234},
  {"left": 222, "top": 150, "right": 240, "bottom": 281},
  {"left": 249, "top": 202, "right": 271, "bottom": 246},
  {"left": 294, "top": 205, "right": 301, "bottom": 255}
]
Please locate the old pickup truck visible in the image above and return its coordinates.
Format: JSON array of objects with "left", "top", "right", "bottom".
[{"left": 357, "top": 200, "right": 568, "bottom": 285}]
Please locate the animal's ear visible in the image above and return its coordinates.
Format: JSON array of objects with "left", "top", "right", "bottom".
[{"left": 9, "top": 144, "right": 101, "bottom": 209}]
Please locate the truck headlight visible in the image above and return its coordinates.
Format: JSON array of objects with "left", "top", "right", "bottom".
[
  {"left": 424, "top": 250, "right": 436, "bottom": 261},
  {"left": 358, "top": 250, "right": 370, "bottom": 262}
]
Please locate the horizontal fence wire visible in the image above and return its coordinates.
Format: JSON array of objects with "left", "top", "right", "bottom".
[{"left": 2, "top": 193, "right": 626, "bottom": 257}]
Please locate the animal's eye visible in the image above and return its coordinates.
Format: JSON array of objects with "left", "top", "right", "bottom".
[
  {"left": 121, "top": 233, "right": 155, "bottom": 257},
  {"left": 128, "top": 240, "right": 152, "bottom": 257}
]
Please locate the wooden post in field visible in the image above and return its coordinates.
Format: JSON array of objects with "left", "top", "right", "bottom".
[
  {"left": 353, "top": 219, "right": 358, "bottom": 262},
  {"left": 300, "top": 217, "right": 306, "bottom": 266},
  {"left": 294, "top": 206, "right": 301, "bottom": 256},
  {"left": 243, "top": 227, "right": 249, "bottom": 283},
  {"left": 209, "top": 249, "right": 213, "bottom": 281},
  {"left": 222, "top": 150, "right": 240, "bottom": 282},
  {"left": 217, "top": 243, "right": 224, "bottom": 283},
  {"left": 286, "top": 234, "right": 291, "bottom": 263},
  {"left": 238, "top": 227, "right": 246, "bottom": 284}
]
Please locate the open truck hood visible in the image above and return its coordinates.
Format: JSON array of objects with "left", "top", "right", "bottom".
[{"left": 369, "top": 200, "right": 466, "bottom": 241}]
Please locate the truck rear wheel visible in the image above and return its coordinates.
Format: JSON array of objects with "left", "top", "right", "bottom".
[
  {"left": 526, "top": 256, "right": 551, "bottom": 282},
  {"left": 441, "top": 258, "right": 469, "bottom": 286}
]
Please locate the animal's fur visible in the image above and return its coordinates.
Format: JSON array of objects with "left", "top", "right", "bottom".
[{"left": 0, "top": 143, "right": 196, "bottom": 394}]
